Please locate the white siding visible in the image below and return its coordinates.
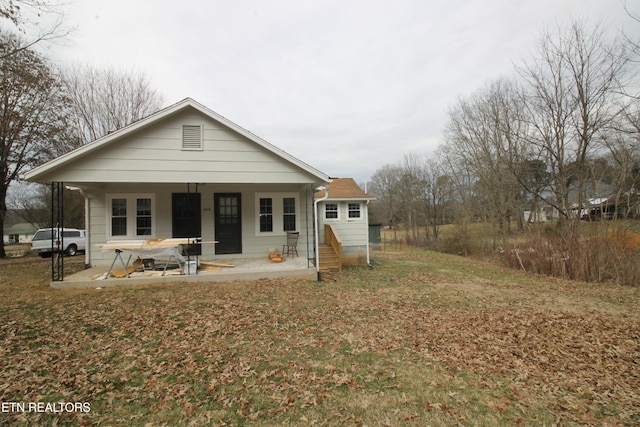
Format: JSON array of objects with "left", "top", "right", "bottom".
[
  {"left": 37, "top": 110, "right": 317, "bottom": 184},
  {"left": 318, "top": 201, "right": 368, "bottom": 248},
  {"left": 85, "top": 183, "right": 315, "bottom": 266}
]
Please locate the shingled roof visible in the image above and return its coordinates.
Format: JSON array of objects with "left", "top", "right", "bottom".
[{"left": 315, "top": 178, "right": 374, "bottom": 200}]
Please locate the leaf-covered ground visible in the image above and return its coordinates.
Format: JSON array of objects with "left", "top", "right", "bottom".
[{"left": 0, "top": 251, "right": 639, "bottom": 426}]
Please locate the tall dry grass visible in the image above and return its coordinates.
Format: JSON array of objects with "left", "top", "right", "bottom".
[
  {"left": 500, "top": 223, "right": 640, "bottom": 285},
  {"left": 381, "top": 221, "right": 640, "bottom": 285}
]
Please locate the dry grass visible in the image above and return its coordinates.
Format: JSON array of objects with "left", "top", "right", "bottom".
[
  {"left": 381, "top": 221, "right": 640, "bottom": 284},
  {"left": 0, "top": 251, "right": 639, "bottom": 426}
]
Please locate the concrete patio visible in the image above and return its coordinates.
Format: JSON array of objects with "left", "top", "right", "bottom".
[{"left": 52, "top": 256, "right": 317, "bottom": 289}]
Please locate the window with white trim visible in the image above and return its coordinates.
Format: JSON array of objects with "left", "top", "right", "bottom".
[
  {"left": 111, "top": 198, "right": 127, "bottom": 236},
  {"left": 136, "top": 198, "right": 153, "bottom": 235},
  {"left": 259, "top": 198, "right": 273, "bottom": 232},
  {"left": 107, "top": 194, "right": 155, "bottom": 238},
  {"left": 182, "top": 124, "right": 203, "bottom": 150},
  {"left": 348, "top": 203, "right": 361, "bottom": 219},
  {"left": 325, "top": 203, "right": 338, "bottom": 220},
  {"left": 255, "top": 193, "right": 299, "bottom": 235},
  {"left": 283, "top": 197, "right": 296, "bottom": 231}
]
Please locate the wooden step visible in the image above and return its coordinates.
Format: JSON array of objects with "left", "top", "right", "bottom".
[
  {"left": 319, "top": 262, "right": 340, "bottom": 271},
  {"left": 318, "top": 243, "right": 340, "bottom": 271}
]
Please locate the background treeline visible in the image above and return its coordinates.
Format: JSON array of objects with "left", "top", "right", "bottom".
[
  {"left": 0, "top": 0, "right": 165, "bottom": 257},
  {"left": 368, "top": 19, "right": 640, "bottom": 285}
]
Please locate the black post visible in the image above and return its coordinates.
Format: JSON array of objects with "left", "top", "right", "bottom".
[
  {"left": 50, "top": 182, "right": 54, "bottom": 282},
  {"left": 51, "top": 182, "right": 64, "bottom": 282}
]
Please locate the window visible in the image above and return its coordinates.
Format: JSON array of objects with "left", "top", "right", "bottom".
[
  {"left": 259, "top": 198, "right": 273, "bottom": 232},
  {"left": 182, "top": 124, "right": 203, "bottom": 150},
  {"left": 325, "top": 203, "right": 338, "bottom": 220},
  {"left": 283, "top": 197, "right": 296, "bottom": 231},
  {"left": 255, "top": 192, "right": 299, "bottom": 235},
  {"left": 107, "top": 194, "right": 155, "bottom": 238},
  {"left": 111, "top": 198, "right": 127, "bottom": 236},
  {"left": 136, "top": 198, "right": 152, "bottom": 235},
  {"left": 32, "top": 230, "right": 53, "bottom": 241},
  {"left": 348, "top": 203, "right": 361, "bottom": 219},
  {"left": 218, "top": 195, "right": 238, "bottom": 225}
]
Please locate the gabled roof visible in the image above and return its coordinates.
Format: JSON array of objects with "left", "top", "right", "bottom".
[
  {"left": 4, "top": 222, "right": 37, "bottom": 235},
  {"left": 316, "top": 178, "right": 374, "bottom": 200},
  {"left": 24, "top": 97, "right": 330, "bottom": 183}
]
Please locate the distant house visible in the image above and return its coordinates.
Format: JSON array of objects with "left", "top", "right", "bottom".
[
  {"left": 524, "top": 206, "right": 558, "bottom": 223},
  {"left": 580, "top": 197, "right": 638, "bottom": 220},
  {"left": 23, "top": 98, "right": 370, "bottom": 277},
  {"left": 3, "top": 223, "right": 37, "bottom": 244},
  {"left": 316, "top": 178, "right": 374, "bottom": 267}
]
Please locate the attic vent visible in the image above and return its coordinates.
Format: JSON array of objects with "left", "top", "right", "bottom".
[{"left": 182, "top": 125, "right": 203, "bottom": 150}]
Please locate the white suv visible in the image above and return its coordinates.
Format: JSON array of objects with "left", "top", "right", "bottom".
[{"left": 30, "top": 228, "right": 86, "bottom": 257}]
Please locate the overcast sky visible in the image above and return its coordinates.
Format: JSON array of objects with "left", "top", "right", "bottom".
[{"left": 42, "top": 0, "right": 639, "bottom": 183}]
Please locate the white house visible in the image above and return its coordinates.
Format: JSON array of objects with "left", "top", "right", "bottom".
[
  {"left": 3, "top": 222, "right": 37, "bottom": 244},
  {"left": 24, "top": 98, "right": 338, "bottom": 272},
  {"left": 316, "top": 178, "right": 374, "bottom": 267}
]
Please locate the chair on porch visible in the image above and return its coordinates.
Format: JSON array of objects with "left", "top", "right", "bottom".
[{"left": 282, "top": 231, "right": 299, "bottom": 258}]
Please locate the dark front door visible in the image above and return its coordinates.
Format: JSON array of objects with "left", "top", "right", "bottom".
[
  {"left": 214, "top": 193, "right": 242, "bottom": 254},
  {"left": 172, "top": 193, "right": 201, "bottom": 238}
]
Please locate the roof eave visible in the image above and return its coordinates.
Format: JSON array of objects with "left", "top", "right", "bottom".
[
  {"left": 24, "top": 98, "right": 193, "bottom": 182},
  {"left": 24, "top": 97, "right": 331, "bottom": 184}
]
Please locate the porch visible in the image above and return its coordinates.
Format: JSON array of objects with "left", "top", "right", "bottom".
[{"left": 53, "top": 255, "right": 316, "bottom": 289}]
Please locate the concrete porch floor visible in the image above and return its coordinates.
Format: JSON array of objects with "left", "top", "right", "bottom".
[{"left": 52, "top": 256, "right": 317, "bottom": 289}]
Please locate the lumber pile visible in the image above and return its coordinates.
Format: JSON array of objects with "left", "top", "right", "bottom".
[
  {"left": 199, "top": 261, "right": 234, "bottom": 268},
  {"left": 269, "top": 251, "right": 284, "bottom": 263},
  {"left": 109, "top": 266, "right": 136, "bottom": 278},
  {"left": 199, "top": 261, "right": 233, "bottom": 273}
]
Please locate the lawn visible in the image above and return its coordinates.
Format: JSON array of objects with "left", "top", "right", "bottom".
[{"left": 1, "top": 250, "right": 639, "bottom": 426}]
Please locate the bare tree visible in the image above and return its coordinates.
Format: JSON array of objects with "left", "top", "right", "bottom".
[
  {"left": 603, "top": 101, "right": 640, "bottom": 218},
  {"left": 8, "top": 64, "right": 165, "bottom": 237},
  {"left": 0, "top": 33, "right": 68, "bottom": 257},
  {"left": 516, "top": 20, "right": 633, "bottom": 225},
  {"left": 444, "top": 78, "right": 526, "bottom": 240},
  {"left": 63, "top": 64, "right": 165, "bottom": 147},
  {"left": 369, "top": 154, "right": 455, "bottom": 248},
  {"left": 422, "top": 158, "right": 453, "bottom": 247},
  {"left": 369, "top": 164, "right": 403, "bottom": 245},
  {"left": 0, "top": 0, "right": 73, "bottom": 58},
  {"left": 438, "top": 144, "right": 479, "bottom": 255},
  {"left": 399, "top": 153, "right": 430, "bottom": 245},
  {"left": 622, "top": 1, "right": 640, "bottom": 60}
]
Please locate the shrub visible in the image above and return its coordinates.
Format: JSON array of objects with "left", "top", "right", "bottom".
[{"left": 500, "top": 228, "right": 640, "bottom": 285}]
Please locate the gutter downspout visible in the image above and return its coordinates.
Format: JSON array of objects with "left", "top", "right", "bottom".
[
  {"left": 313, "top": 186, "right": 328, "bottom": 281},
  {"left": 365, "top": 199, "right": 371, "bottom": 267}
]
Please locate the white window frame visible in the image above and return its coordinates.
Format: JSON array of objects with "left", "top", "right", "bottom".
[
  {"left": 106, "top": 193, "right": 156, "bottom": 239},
  {"left": 282, "top": 197, "right": 297, "bottom": 232},
  {"left": 324, "top": 202, "right": 340, "bottom": 221},
  {"left": 254, "top": 192, "right": 299, "bottom": 236},
  {"left": 258, "top": 197, "right": 273, "bottom": 233},
  {"left": 348, "top": 202, "right": 363, "bottom": 220}
]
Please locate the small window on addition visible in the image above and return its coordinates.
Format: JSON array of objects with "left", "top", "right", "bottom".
[
  {"left": 325, "top": 203, "right": 338, "bottom": 219},
  {"left": 348, "top": 203, "right": 361, "bottom": 219},
  {"left": 182, "top": 124, "right": 203, "bottom": 150}
]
